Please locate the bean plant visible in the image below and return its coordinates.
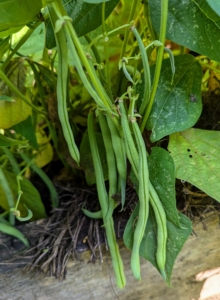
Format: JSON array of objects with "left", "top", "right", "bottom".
[{"left": 0, "top": 0, "right": 220, "bottom": 289}]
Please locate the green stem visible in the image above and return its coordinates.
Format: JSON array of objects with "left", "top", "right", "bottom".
[
  {"left": 20, "top": 152, "right": 59, "bottom": 208},
  {"left": 120, "top": 0, "right": 138, "bottom": 58},
  {"left": 102, "top": 2, "right": 112, "bottom": 99},
  {"left": 0, "top": 68, "right": 46, "bottom": 116},
  {"left": 140, "top": 0, "right": 168, "bottom": 132},
  {"left": 51, "top": 0, "right": 112, "bottom": 109}
]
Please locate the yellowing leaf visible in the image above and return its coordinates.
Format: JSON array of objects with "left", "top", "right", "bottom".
[
  {"left": 0, "top": 58, "right": 32, "bottom": 128},
  {"left": 34, "top": 131, "right": 53, "bottom": 168},
  {"left": 0, "top": 97, "right": 32, "bottom": 128}
]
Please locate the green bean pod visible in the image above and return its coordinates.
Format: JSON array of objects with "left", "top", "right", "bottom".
[
  {"left": 149, "top": 182, "right": 167, "bottom": 280},
  {"left": 106, "top": 114, "right": 127, "bottom": 208},
  {"left": 118, "top": 100, "right": 139, "bottom": 177},
  {"left": 131, "top": 26, "right": 151, "bottom": 115},
  {"left": 99, "top": 114, "right": 117, "bottom": 196},
  {"left": 48, "top": 7, "right": 80, "bottom": 165},
  {"left": 130, "top": 120, "right": 150, "bottom": 280},
  {"left": 82, "top": 208, "right": 102, "bottom": 219},
  {"left": 88, "top": 111, "right": 126, "bottom": 288}
]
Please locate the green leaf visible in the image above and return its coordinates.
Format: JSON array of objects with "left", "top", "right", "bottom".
[
  {"left": 18, "top": 24, "right": 45, "bottom": 56},
  {"left": 81, "top": 0, "right": 110, "bottom": 3},
  {"left": 206, "top": 0, "right": 220, "bottom": 16},
  {"left": 45, "top": 0, "right": 119, "bottom": 49},
  {"left": 0, "top": 134, "right": 28, "bottom": 147},
  {"left": 0, "top": 169, "right": 47, "bottom": 220},
  {"left": 0, "top": 0, "right": 42, "bottom": 31},
  {"left": 168, "top": 128, "right": 220, "bottom": 202},
  {"left": 145, "top": 54, "right": 202, "bottom": 142},
  {"left": 11, "top": 116, "right": 38, "bottom": 149},
  {"left": 0, "top": 222, "right": 29, "bottom": 247},
  {"left": 149, "top": 147, "right": 180, "bottom": 227},
  {"left": 123, "top": 203, "right": 192, "bottom": 285},
  {"left": 192, "top": 0, "right": 220, "bottom": 23},
  {"left": 80, "top": 132, "right": 108, "bottom": 185},
  {"left": 148, "top": 0, "right": 220, "bottom": 62}
]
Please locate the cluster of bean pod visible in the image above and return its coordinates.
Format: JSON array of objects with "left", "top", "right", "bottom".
[{"left": 47, "top": 0, "right": 168, "bottom": 288}]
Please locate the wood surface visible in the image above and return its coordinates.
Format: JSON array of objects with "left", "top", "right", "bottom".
[{"left": 0, "top": 212, "right": 220, "bottom": 300}]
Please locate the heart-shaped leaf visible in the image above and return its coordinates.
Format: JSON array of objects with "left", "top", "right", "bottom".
[{"left": 145, "top": 54, "right": 202, "bottom": 142}]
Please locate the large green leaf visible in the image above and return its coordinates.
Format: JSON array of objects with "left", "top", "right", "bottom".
[
  {"left": 206, "top": 0, "right": 220, "bottom": 16},
  {"left": 193, "top": 0, "right": 220, "bottom": 23},
  {"left": 145, "top": 54, "right": 202, "bottom": 142},
  {"left": 148, "top": 0, "right": 220, "bottom": 62},
  {"left": 0, "top": 169, "right": 47, "bottom": 220},
  {"left": 46, "top": 0, "right": 119, "bottom": 49},
  {"left": 80, "top": 132, "right": 108, "bottom": 185},
  {"left": 123, "top": 203, "right": 192, "bottom": 285},
  {"left": 149, "top": 147, "right": 180, "bottom": 227},
  {"left": 168, "top": 128, "right": 220, "bottom": 202},
  {"left": 0, "top": 0, "right": 42, "bottom": 31}
]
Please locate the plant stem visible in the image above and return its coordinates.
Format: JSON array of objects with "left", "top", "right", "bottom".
[
  {"left": 120, "top": 0, "right": 138, "bottom": 59},
  {"left": 102, "top": 2, "right": 112, "bottom": 99},
  {"left": 140, "top": 0, "right": 168, "bottom": 132}
]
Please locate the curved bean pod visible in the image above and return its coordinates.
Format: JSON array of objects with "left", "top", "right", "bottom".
[{"left": 82, "top": 208, "right": 102, "bottom": 219}]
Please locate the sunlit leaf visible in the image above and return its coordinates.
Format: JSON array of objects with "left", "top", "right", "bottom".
[
  {"left": 168, "top": 128, "right": 220, "bottom": 202},
  {"left": 206, "top": 0, "right": 220, "bottom": 16}
]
